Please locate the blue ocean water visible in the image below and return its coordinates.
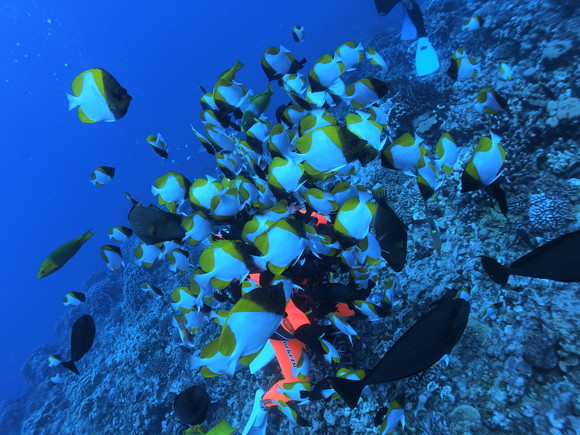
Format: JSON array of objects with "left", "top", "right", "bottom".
[{"left": 0, "top": 0, "right": 393, "bottom": 405}]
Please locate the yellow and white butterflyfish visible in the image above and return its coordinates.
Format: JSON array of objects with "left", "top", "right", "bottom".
[
  {"left": 298, "top": 109, "right": 337, "bottom": 136},
  {"left": 481, "top": 302, "right": 503, "bottom": 321},
  {"left": 213, "top": 79, "right": 250, "bottom": 116},
  {"left": 278, "top": 103, "right": 307, "bottom": 129},
  {"left": 167, "top": 248, "right": 190, "bottom": 274},
  {"left": 281, "top": 73, "right": 307, "bottom": 96},
  {"left": 90, "top": 166, "right": 115, "bottom": 187},
  {"left": 333, "top": 192, "right": 377, "bottom": 246},
  {"left": 171, "top": 285, "right": 199, "bottom": 313},
  {"left": 215, "top": 152, "right": 243, "bottom": 180},
  {"left": 63, "top": 291, "right": 86, "bottom": 307},
  {"left": 452, "top": 48, "right": 467, "bottom": 59},
  {"left": 446, "top": 56, "right": 479, "bottom": 81},
  {"left": 474, "top": 88, "right": 508, "bottom": 114},
  {"left": 339, "top": 244, "right": 360, "bottom": 269},
  {"left": 331, "top": 182, "right": 365, "bottom": 207},
  {"left": 180, "top": 305, "right": 206, "bottom": 334},
  {"left": 305, "top": 228, "right": 341, "bottom": 258},
  {"left": 350, "top": 266, "right": 379, "bottom": 290},
  {"left": 212, "top": 60, "right": 249, "bottom": 114},
  {"left": 383, "top": 278, "right": 396, "bottom": 307},
  {"left": 353, "top": 300, "right": 382, "bottom": 321},
  {"left": 200, "top": 109, "right": 223, "bottom": 129},
  {"left": 379, "top": 394, "right": 406, "bottom": 435},
  {"left": 345, "top": 110, "right": 384, "bottom": 159},
  {"left": 308, "top": 54, "right": 346, "bottom": 92},
  {"left": 151, "top": 171, "right": 191, "bottom": 213},
  {"left": 353, "top": 233, "right": 382, "bottom": 267},
  {"left": 319, "top": 337, "right": 341, "bottom": 363},
  {"left": 252, "top": 218, "right": 308, "bottom": 275},
  {"left": 48, "top": 354, "right": 62, "bottom": 367},
  {"left": 344, "top": 78, "right": 389, "bottom": 109},
  {"left": 158, "top": 240, "right": 183, "bottom": 260},
  {"left": 203, "top": 123, "right": 237, "bottom": 153},
  {"left": 329, "top": 313, "right": 358, "bottom": 344},
  {"left": 194, "top": 283, "right": 286, "bottom": 377},
  {"left": 195, "top": 239, "right": 251, "bottom": 291},
  {"left": 199, "top": 85, "right": 218, "bottom": 111},
  {"left": 365, "top": 46, "right": 388, "bottom": 72},
  {"left": 146, "top": 133, "right": 168, "bottom": 158},
  {"left": 292, "top": 25, "right": 305, "bottom": 43},
  {"left": 365, "top": 105, "right": 388, "bottom": 125},
  {"left": 107, "top": 226, "right": 133, "bottom": 242},
  {"left": 260, "top": 203, "right": 293, "bottom": 227},
  {"left": 304, "top": 87, "right": 331, "bottom": 109},
  {"left": 230, "top": 178, "right": 256, "bottom": 210},
  {"left": 261, "top": 45, "right": 305, "bottom": 81},
  {"left": 50, "top": 374, "right": 64, "bottom": 384},
  {"left": 141, "top": 283, "right": 163, "bottom": 297},
  {"left": 415, "top": 156, "right": 439, "bottom": 201},
  {"left": 99, "top": 245, "right": 124, "bottom": 273},
  {"left": 134, "top": 242, "right": 162, "bottom": 268},
  {"left": 293, "top": 126, "right": 366, "bottom": 180},
  {"left": 190, "top": 338, "right": 241, "bottom": 378},
  {"left": 462, "top": 15, "right": 484, "bottom": 31},
  {"left": 189, "top": 176, "right": 225, "bottom": 213},
  {"left": 66, "top": 68, "right": 131, "bottom": 123},
  {"left": 268, "top": 124, "right": 296, "bottom": 159},
  {"left": 499, "top": 61, "right": 514, "bottom": 80},
  {"left": 300, "top": 187, "right": 338, "bottom": 216},
  {"left": 241, "top": 216, "right": 268, "bottom": 245},
  {"left": 335, "top": 41, "right": 365, "bottom": 70},
  {"left": 435, "top": 132, "right": 458, "bottom": 174},
  {"left": 267, "top": 156, "right": 305, "bottom": 196},
  {"left": 244, "top": 118, "right": 271, "bottom": 151},
  {"left": 210, "top": 187, "right": 245, "bottom": 221},
  {"left": 380, "top": 132, "right": 426, "bottom": 173},
  {"left": 251, "top": 177, "right": 278, "bottom": 211},
  {"left": 182, "top": 211, "right": 212, "bottom": 246},
  {"left": 191, "top": 124, "right": 217, "bottom": 156},
  {"left": 461, "top": 131, "right": 505, "bottom": 191}
]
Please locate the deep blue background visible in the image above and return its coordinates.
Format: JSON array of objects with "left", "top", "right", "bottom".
[{"left": 0, "top": 0, "right": 401, "bottom": 402}]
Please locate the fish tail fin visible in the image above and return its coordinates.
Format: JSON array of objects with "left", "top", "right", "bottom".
[
  {"left": 61, "top": 360, "right": 79, "bottom": 375},
  {"left": 480, "top": 256, "right": 510, "bottom": 286},
  {"left": 65, "top": 93, "right": 79, "bottom": 110},
  {"left": 489, "top": 180, "right": 508, "bottom": 217},
  {"left": 328, "top": 377, "right": 364, "bottom": 409}
]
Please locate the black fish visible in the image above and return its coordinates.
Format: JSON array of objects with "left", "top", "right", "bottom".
[
  {"left": 329, "top": 296, "right": 470, "bottom": 409},
  {"left": 372, "top": 187, "right": 407, "bottom": 272},
  {"left": 481, "top": 229, "right": 580, "bottom": 285},
  {"left": 173, "top": 385, "right": 210, "bottom": 426},
  {"left": 61, "top": 315, "right": 96, "bottom": 375},
  {"left": 128, "top": 204, "right": 185, "bottom": 245}
]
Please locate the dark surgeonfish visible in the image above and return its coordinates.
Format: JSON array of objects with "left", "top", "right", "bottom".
[
  {"left": 329, "top": 295, "right": 470, "bottom": 409},
  {"left": 372, "top": 187, "right": 407, "bottom": 272},
  {"left": 61, "top": 315, "right": 96, "bottom": 375},
  {"left": 173, "top": 385, "right": 210, "bottom": 426},
  {"left": 128, "top": 201, "right": 185, "bottom": 245},
  {"left": 481, "top": 229, "right": 580, "bottom": 286},
  {"left": 37, "top": 230, "right": 94, "bottom": 278}
]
